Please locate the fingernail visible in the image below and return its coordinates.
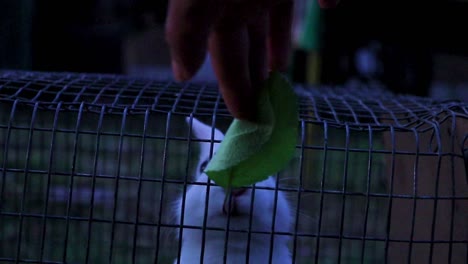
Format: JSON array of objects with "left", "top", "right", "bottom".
[{"left": 171, "top": 60, "right": 190, "bottom": 81}]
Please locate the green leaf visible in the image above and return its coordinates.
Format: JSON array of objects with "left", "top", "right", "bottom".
[{"left": 205, "top": 71, "right": 299, "bottom": 188}]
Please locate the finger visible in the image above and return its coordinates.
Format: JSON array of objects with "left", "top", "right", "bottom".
[
  {"left": 247, "top": 11, "right": 268, "bottom": 89},
  {"left": 209, "top": 22, "right": 257, "bottom": 121},
  {"left": 165, "top": 0, "right": 218, "bottom": 81},
  {"left": 318, "top": 0, "right": 340, "bottom": 8},
  {"left": 268, "top": 1, "right": 294, "bottom": 72}
]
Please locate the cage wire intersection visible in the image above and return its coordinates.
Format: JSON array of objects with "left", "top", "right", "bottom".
[{"left": 0, "top": 70, "right": 467, "bottom": 263}]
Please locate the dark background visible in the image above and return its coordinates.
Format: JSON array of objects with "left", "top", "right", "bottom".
[{"left": 1, "top": 0, "right": 467, "bottom": 98}]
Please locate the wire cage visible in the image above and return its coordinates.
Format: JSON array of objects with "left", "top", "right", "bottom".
[{"left": 0, "top": 70, "right": 467, "bottom": 264}]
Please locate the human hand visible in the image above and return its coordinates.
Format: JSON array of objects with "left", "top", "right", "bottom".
[{"left": 165, "top": 0, "right": 339, "bottom": 121}]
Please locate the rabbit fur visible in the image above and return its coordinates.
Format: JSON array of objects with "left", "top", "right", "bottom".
[{"left": 173, "top": 118, "right": 292, "bottom": 264}]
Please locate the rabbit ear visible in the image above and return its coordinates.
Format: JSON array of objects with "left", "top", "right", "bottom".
[
  {"left": 186, "top": 117, "right": 224, "bottom": 166},
  {"left": 186, "top": 117, "right": 224, "bottom": 141}
]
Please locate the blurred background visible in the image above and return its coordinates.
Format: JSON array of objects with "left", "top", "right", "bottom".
[
  {"left": 0, "top": 0, "right": 467, "bottom": 100},
  {"left": 1, "top": 1, "right": 467, "bottom": 263}
]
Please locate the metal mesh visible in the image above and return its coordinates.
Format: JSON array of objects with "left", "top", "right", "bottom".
[{"left": 0, "top": 70, "right": 467, "bottom": 263}]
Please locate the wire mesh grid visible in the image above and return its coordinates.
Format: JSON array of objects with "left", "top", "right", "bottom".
[{"left": 0, "top": 70, "right": 467, "bottom": 263}]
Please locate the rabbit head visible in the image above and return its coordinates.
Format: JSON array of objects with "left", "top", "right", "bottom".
[{"left": 174, "top": 117, "right": 292, "bottom": 264}]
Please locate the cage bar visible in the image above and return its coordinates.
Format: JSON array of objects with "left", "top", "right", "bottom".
[{"left": 0, "top": 70, "right": 467, "bottom": 263}]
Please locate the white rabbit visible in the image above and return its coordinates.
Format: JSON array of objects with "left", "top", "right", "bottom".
[{"left": 173, "top": 117, "right": 292, "bottom": 264}]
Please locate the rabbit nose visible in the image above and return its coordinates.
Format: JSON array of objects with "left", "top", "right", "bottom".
[
  {"left": 222, "top": 188, "right": 247, "bottom": 216},
  {"left": 223, "top": 198, "right": 235, "bottom": 216},
  {"left": 230, "top": 188, "right": 247, "bottom": 197}
]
